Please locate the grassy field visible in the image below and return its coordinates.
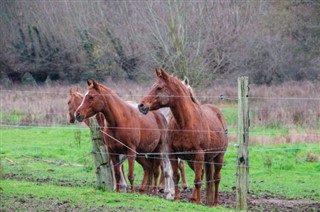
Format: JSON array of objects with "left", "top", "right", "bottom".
[
  {"left": 1, "top": 82, "right": 319, "bottom": 210},
  {"left": 1, "top": 127, "right": 319, "bottom": 211}
]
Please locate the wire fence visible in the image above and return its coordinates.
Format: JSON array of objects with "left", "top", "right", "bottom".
[{"left": 1, "top": 88, "right": 320, "bottom": 198}]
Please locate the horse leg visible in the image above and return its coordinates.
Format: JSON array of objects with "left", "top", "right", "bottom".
[
  {"left": 127, "top": 151, "right": 136, "bottom": 193},
  {"left": 178, "top": 159, "right": 188, "bottom": 190},
  {"left": 213, "top": 155, "right": 224, "bottom": 206},
  {"left": 191, "top": 153, "right": 204, "bottom": 204},
  {"left": 160, "top": 154, "right": 174, "bottom": 199},
  {"left": 158, "top": 162, "right": 165, "bottom": 193},
  {"left": 152, "top": 156, "right": 161, "bottom": 195},
  {"left": 110, "top": 155, "right": 121, "bottom": 192},
  {"left": 187, "top": 160, "right": 202, "bottom": 203},
  {"left": 135, "top": 157, "right": 152, "bottom": 194},
  {"left": 169, "top": 155, "right": 180, "bottom": 201},
  {"left": 119, "top": 154, "right": 127, "bottom": 192},
  {"left": 205, "top": 162, "right": 215, "bottom": 206},
  {"left": 119, "top": 163, "right": 127, "bottom": 192}
]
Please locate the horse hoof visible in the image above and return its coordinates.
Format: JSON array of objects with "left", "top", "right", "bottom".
[
  {"left": 173, "top": 196, "right": 180, "bottom": 201},
  {"left": 190, "top": 199, "right": 202, "bottom": 204},
  {"left": 190, "top": 199, "right": 197, "bottom": 203}
]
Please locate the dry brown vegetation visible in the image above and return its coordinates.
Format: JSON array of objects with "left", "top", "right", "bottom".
[{"left": 1, "top": 80, "right": 319, "bottom": 145}]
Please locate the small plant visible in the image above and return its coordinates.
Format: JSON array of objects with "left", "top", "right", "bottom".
[
  {"left": 264, "top": 155, "right": 272, "bottom": 170},
  {"left": 306, "top": 152, "right": 320, "bottom": 162},
  {"left": 74, "top": 129, "right": 81, "bottom": 146}
]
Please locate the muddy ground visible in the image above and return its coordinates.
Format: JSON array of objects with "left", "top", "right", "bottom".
[{"left": 2, "top": 174, "right": 319, "bottom": 211}]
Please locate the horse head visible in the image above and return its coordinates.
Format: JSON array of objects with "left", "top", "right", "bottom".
[
  {"left": 67, "top": 87, "right": 83, "bottom": 123},
  {"left": 138, "top": 68, "right": 191, "bottom": 115},
  {"left": 75, "top": 80, "right": 104, "bottom": 122}
]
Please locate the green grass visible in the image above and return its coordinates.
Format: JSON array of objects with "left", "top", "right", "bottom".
[
  {"left": 1, "top": 127, "right": 319, "bottom": 210},
  {"left": 0, "top": 180, "right": 229, "bottom": 211}
]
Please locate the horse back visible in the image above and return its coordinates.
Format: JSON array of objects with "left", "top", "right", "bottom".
[
  {"left": 201, "top": 104, "right": 228, "bottom": 149},
  {"left": 201, "top": 104, "right": 227, "bottom": 131}
]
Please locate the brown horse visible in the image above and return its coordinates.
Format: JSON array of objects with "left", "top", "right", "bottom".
[
  {"left": 75, "top": 80, "right": 167, "bottom": 194},
  {"left": 68, "top": 88, "right": 188, "bottom": 195},
  {"left": 67, "top": 88, "right": 127, "bottom": 191},
  {"left": 138, "top": 68, "right": 228, "bottom": 206}
]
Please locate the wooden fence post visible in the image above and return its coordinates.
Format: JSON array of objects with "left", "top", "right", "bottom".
[
  {"left": 236, "top": 76, "right": 250, "bottom": 210},
  {"left": 89, "top": 118, "right": 114, "bottom": 191}
]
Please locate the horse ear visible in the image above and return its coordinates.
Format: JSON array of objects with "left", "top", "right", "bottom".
[
  {"left": 92, "top": 80, "right": 99, "bottom": 89},
  {"left": 184, "top": 76, "right": 189, "bottom": 86},
  {"left": 156, "top": 68, "right": 169, "bottom": 81},
  {"left": 87, "top": 80, "right": 92, "bottom": 86},
  {"left": 155, "top": 68, "right": 162, "bottom": 77},
  {"left": 69, "top": 88, "right": 73, "bottom": 95},
  {"left": 76, "top": 87, "right": 80, "bottom": 92}
]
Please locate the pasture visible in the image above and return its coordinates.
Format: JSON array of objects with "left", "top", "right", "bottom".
[{"left": 1, "top": 81, "right": 320, "bottom": 211}]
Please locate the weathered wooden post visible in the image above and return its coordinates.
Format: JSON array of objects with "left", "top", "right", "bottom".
[
  {"left": 236, "top": 76, "right": 250, "bottom": 210},
  {"left": 89, "top": 118, "right": 114, "bottom": 191}
]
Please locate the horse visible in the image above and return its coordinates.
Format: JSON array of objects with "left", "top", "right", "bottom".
[
  {"left": 67, "top": 87, "right": 127, "bottom": 191},
  {"left": 138, "top": 68, "right": 228, "bottom": 206},
  {"left": 68, "top": 87, "right": 187, "bottom": 196},
  {"left": 157, "top": 77, "right": 193, "bottom": 192},
  {"left": 75, "top": 80, "right": 167, "bottom": 194}
]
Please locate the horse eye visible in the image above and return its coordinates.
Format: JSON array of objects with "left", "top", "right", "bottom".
[
  {"left": 88, "top": 95, "right": 94, "bottom": 100},
  {"left": 157, "top": 87, "right": 162, "bottom": 91}
]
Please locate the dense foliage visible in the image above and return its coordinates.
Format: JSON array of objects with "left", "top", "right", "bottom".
[{"left": 1, "top": 1, "right": 319, "bottom": 85}]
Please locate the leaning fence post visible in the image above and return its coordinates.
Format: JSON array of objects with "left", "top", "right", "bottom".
[
  {"left": 89, "top": 117, "right": 114, "bottom": 191},
  {"left": 236, "top": 76, "right": 250, "bottom": 210}
]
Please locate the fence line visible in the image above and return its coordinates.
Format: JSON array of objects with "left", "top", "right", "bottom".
[
  {"left": 2, "top": 141, "right": 318, "bottom": 158},
  {"left": 1, "top": 89, "right": 320, "bottom": 101},
  {"left": 1, "top": 123, "right": 319, "bottom": 137},
  {"left": 4, "top": 154, "right": 319, "bottom": 177}
]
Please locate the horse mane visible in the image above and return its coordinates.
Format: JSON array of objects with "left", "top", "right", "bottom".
[
  {"left": 188, "top": 87, "right": 200, "bottom": 105},
  {"left": 170, "top": 75, "right": 200, "bottom": 105},
  {"left": 91, "top": 81, "right": 115, "bottom": 95}
]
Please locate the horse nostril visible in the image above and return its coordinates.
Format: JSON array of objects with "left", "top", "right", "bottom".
[
  {"left": 138, "top": 103, "right": 149, "bottom": 115},
  {"left": 75, "top": 112, "right": 84, "bottom": 122}
]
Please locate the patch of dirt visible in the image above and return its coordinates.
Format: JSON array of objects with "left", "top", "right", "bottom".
[
  {"left": 5, "top": 173, "right": 95, "bottom": 187},
  {"left": 136, "top": 186, "right": 320, "bottom": 211},
  {"left": 3, "top": 174, "right": 319, "bottom": 211},
  {"left": 0, "top": 195, "right": 109, "bottom": 212},
  {"left": 2, "top": 190, "right": 318, "bottom": 212}
]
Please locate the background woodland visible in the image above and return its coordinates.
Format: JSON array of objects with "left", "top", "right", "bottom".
[{"left": 1, "top": 0, "right": 319, "bottom": 86}]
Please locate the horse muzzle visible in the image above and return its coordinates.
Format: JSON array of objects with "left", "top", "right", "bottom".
[
  {"left": 75, "top": 112, "right": 85, "bottom": 122},
  {"left": 138, "top": 103, "right": 149, "bottom": 115},
  {"left": 69, "top": 117, "right": 75, "bottom": 123}
]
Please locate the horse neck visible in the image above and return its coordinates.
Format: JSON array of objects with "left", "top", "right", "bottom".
[
  {"left": 99, "top": 90, "right": 129, "bottom": 127},
  {"left": 169, "top": 92, "right": 200, "bottom": 129}
]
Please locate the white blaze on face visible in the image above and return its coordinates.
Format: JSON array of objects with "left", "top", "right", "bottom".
[{"left": 74, "top": 91, "right": 88, "bottom": 117}]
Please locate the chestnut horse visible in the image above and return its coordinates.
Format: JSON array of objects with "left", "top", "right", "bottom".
[
  {"left": 75, "top": 80, "right": 167, "bottom": 194},
  {"left": 68, "top": 88, "right": 188, "bottom": 195},
  {"left": 67, "top": 88, "right": 127, "bottom": 191},
  {"left": 138, "top": 68, "right": 228, "bottom": 206}
]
